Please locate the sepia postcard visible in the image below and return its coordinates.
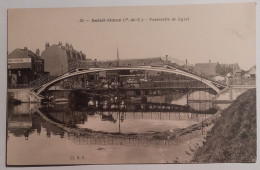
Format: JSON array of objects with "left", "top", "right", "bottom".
[{"left": 6, "top": 3, "right": 256, "bottom": 166}]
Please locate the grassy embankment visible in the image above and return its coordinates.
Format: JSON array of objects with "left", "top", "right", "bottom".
[{"left": 192, "top": 88, "right": 256, "bottom": 163}]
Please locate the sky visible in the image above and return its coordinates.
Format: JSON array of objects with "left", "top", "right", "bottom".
[{"left": 7, "top": 3, "right": 256, "bottom": 70}]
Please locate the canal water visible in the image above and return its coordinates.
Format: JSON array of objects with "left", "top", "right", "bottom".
[{"left": 7, "top": 90, "right": 221, "bottom": 165}]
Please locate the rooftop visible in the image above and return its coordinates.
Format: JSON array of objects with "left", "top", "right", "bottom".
[{"left": 8, "top": 48, "right": 43, "bottom": 61}]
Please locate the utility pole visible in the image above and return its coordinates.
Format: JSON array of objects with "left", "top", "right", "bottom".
[{"left": 116, "top": 47, "right": 120, "bottom": 67}]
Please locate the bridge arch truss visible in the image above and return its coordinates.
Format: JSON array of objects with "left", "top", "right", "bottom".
[{"left": 34, "top": 66, "right": 226, "bottom": 96}]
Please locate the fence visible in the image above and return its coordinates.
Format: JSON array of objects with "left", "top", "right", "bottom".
[
  {"left": 228, "top": 78, "right": 256, "bottom": 86},
  {"left": 139, "top": 80, "right": 208, "bottom": 89},
  {"left": 30, "top": 74, "right": 59, "bottom": 89},
  {"left": 8, "top": 84, "right": 30, "bottom": 89}
]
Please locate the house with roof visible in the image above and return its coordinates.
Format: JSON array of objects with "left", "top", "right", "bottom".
[
  {"left": 243, "top": 65, "right": 256, "bottom": 78},
  {"left": 8, "top": 47, "right": 45, "bottom": 86},
  {"left": 249, "top": 66, "right": 256, "bottom": 78},
  {"left": 41, "top": 42, "right": 93, "bottom": 76},
  {"left": 232, "top": 67, "right": 242, "bottom": 78},
  {"left": 218, "top": 63, "right": 240, "bottom": 76},
  {"left": 194, "top": 61, "right": 221, "bottom": 77}
]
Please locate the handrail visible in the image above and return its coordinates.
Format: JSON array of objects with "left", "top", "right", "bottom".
[
  {"left": 8, "top": 84, "right": 30, "bottom": 89},
  {"left": 228, "top": 78, "right": 256, "bottom": 86}
]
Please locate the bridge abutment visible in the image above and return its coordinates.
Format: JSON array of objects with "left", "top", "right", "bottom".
[{"left": 8, "top": 89, "right": 42, "bottom": 103}]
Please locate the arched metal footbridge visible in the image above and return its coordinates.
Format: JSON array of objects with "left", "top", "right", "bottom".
[{"left": 33, "top": 65, "right": 226, "bottom": 96}]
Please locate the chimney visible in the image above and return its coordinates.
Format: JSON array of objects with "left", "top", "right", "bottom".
[
  {"left": 186, "top": 59, "right": 187, "bottom": 66},
  {"left": 58, "top": 41, "right": 62, "bottom": 47},
  {"left": 45, "top": 42, "right": 49, "bottom": 50},
  {"left": 36, "top": 49, "right": 40, "bottom": 56},
  {"left": 69, "top": 44, "right": 73, "bottom": 51},
  {"left": 65, "top": 43, "right": 69, "bottom": 50},
  {"left": 23, "top": 47, "right": 28, "bottom": 56},
  {"left": 80, "top": 51, "right": 84, "bottom": 60},
  {"left": 209, "top": 60, "right": 211, "bottom": 63},
  {"left": 166, "top": 55, "right": 168, "bottom": 62},
  {"left": 117, "top": 48, "right": 120, "bottom": 61}
]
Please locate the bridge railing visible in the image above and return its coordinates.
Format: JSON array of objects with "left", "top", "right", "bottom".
[
  {"left": 72, "top": 80, "right": 209, "bottom": 91},
  {"left": 94, "top": 59, "right": 226, "bottom": 87},
  {"left": 228, "top": 78, "right": 256, "bottom": 86},
  {"left": 167, "top": 64, "right": 227, "bottom": 87},
  {"left": 30, "top": 74, "right": 59, "bottom": 89},
  {"left": 139, "top": 80, "right": 208, "bottom": 89},
  {"left": 31, "top": 62, "right": 228, "bottom": 92},
  {"left": 8, "top": 84, "right": 30, "bottom": 89},
  {"left": 30, "top": 74, "right": 49, "bottom": 87}
]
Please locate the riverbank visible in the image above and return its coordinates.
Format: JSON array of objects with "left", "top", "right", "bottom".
[{"left": 192, "top": 88, "right": 256, "bottom": 163}]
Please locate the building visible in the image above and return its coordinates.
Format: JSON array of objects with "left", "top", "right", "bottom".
[
  {"left": 41, "top": 42, "right": 93, "bottom": 76},
  {"left": 218, "top": 63, "right": 240, "bottom": 76},
  {"left": 195, "top": 61, "right": 241, "bottom": 77},
  {"left": 8, "top": 47, "right": 45, "bottom": 86},
  {"left": 244, "top": 65, "right": 256, "bottom": 78},
  {"left": 194, "top": 61, "right": 221, "bottom": 77},
  {"left": 249, "top": 65, "right": 256, "bottom": 78},
  {"left": 233, "top": 67, "right": 242, "bottom": 78},
  {"left": 220, "top": 63, "right": 240, "bottom": 70},
  {"left": 119, "top": 57, "right": 167, "bottom": 67}
]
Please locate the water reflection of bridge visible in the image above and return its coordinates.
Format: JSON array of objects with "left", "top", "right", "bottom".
[
  {"left": 42, "top": 108, "right": 214, "bottom": 127},
  {"left": 7, "top": 107, "right": 212, "bottom": 148},
  {"left": 98, "top": 112, "right": 211, "bottom": 122},
  {"left": 64, "top": 127, "right": 211, "bottom": 148}
]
